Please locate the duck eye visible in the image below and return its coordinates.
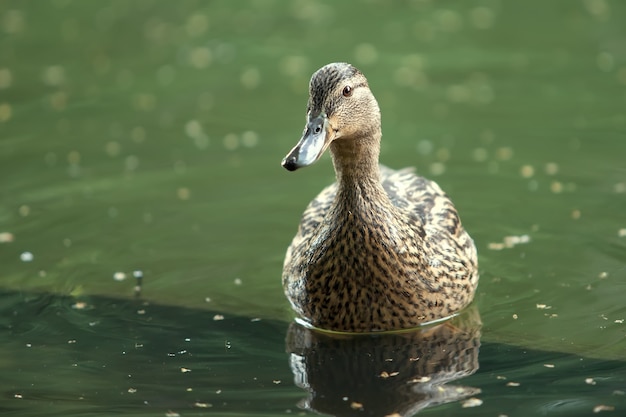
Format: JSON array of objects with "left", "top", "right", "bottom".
[{"left": 342, "top": 85, "right": 353, "bottom": 97}]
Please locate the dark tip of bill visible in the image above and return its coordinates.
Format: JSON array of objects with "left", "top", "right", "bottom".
[{"left": 281, "top": 156, "right": 299, "bottom": 171}]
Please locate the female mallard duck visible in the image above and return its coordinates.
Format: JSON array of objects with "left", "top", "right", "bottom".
[{"left": 281, "top": 62, "right": 478, "bottom": 333}]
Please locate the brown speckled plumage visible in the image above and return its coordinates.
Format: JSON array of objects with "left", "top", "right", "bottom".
[{"left": 281, "top": 63, "right": 478, "bottom": 332}]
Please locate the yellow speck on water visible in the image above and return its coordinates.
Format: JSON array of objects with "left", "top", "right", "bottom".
[
  {"left": 586, "top": 377, "right": 597, "bottom": 385},
  {"left": 194, "top": 402, "right": 212, "bottom": 408},
  {"left": 593, "top": 404, "right": 615, "bottom": 413},
  {"left": 177, "top": 187, "right": 191, "bottom": 200},
  {"left": 429, "top": 162, "right": 446, "bottom": 176},
  {"left": 165, "top": 411, "right": 180, "bottom": 417},
  {"left": 113, "top": 272, "right": 127, "bottom": 281},
  {"left": 520, "top": 164, "right": 534, "bottom": 178},
  {"left": 512, "top": 314, "right": 518, "bottom": 320},
  {"left": 544, "top": 364, "right": 555, "bottom": 368},
  {"left": 598, "top": 271, "right": 608, "bottom": 279},
  {"left": 506, "top": 382, "right": 521, "bottom": 387},
  {"left": 0, "top": 232, "right": 14, "bottom": 243},
  {"left": 350, "top": 402, "right": 364, "bottom": 410},
  {"left": 536, "top": 304, "right": 552, "bottom": 310},
  {"left": 462, "top": 397, "right": 483, "bottom": 408},
  {"left": 213, "top": 314, "right": 224, "bottom": 321},
  {"left": 384, "top": 414, "right": 402, "bottom": 417},
  {"left": 180, "top": 367, "right": 191, "bottom": 373},
  {"left": 189, "top": 47, "right": 212, "bottom": 69},
  {"left": 545, "top": 162, "right": 559, "bottom": 175},
  {"left": 0, "top": 103, "right": 12, "bottom": 122},
  {"left": 571, "top": 209, "right": 581, "bottom": 220},
  {"left": 496, "top": 146, "right": 513, "bottom": 161},
  {"left": 550, "top": 181, "right": 563, "bottom": 193},
  {"left": 127, "top": 388, "right": 137, "bottom": 393},
  {"left": 618, "top": 228, "right": 626, "bottom": 237}
]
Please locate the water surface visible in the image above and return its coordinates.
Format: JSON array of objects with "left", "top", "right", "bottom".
[{"left": 1, "top": 1, "right": 625, "bottom": 416}]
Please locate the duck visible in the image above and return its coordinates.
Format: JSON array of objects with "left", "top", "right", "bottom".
[{"left": 281, "top": 62, "right": 478, "bottom": 333}]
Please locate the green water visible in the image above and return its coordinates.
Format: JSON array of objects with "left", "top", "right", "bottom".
[{"left": 1, "top": 1, "right": 625, "bottom": 416}]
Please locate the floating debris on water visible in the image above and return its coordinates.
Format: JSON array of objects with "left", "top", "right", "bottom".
[
  {"left": 72, "top": 302, "right": 88, "bottom": 310},
  {"left": 506, "top": 382, "right": 521, "bottom": 387},
  {"left": 544, "top": 364, "right": 555, "bottom": 368},
  {"left": 180, "top": 367, "right": 191, "bottom": 373},
  {"left": 536, "top": 304, "right": 552, "bottom": 310},
  {"left": 488, "top": 234, "right": 530, "bottom": 250},
  {"left": 593, "top": 404, "right": 615, "bottom": 413},
  {"left": 194, "top": 402, "right": 212, "bottom": 408},
  {"left": 20, "top": 251, "right": 34, "bottom": 262},
  {"left": 0, "top": 232, "right": 14, "bottom": 242},
  {"left": 113, "top": 272, "right": 127, "bottom": 281},
  {"left": 234, "top": 278, "right": 242, "bottom": 286},
  {"left": 462, "top": 397, "right": 483, "bottom": 408},
  {"left": 571, "top": 209, "right": 581, "bottom": 219},
  {"left": 520, "top": 164, "right": 535, "bottom": 178},
  {"left": 379, "top": 371, "right": 399, "bottom": 378},
  {"left": 213, "top": 314, "right": 224, "bottom": 321},
  {"left": 618, "top": 228, "right": 626, "bottom": 237},
  {"left": 512, "top": 314, "right": 519, "bottom": 320},
  {"left": 586, "top": 378, "right": 597, "bottom": 385},
  {"left": 350, "top": 402, "right": 364, "bottom": 410}
]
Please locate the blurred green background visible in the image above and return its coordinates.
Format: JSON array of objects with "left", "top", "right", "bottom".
[{"left": 1, "top": 1, "right": 625, "bottom": 415}]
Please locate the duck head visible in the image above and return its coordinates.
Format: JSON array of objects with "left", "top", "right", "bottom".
[{"left": 281, "top": 62, "right": 381, "bottom": 171}]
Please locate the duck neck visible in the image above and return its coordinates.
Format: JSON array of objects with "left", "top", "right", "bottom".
[{"left": 329, "top": 130, "right": 389, "bottom": 209}]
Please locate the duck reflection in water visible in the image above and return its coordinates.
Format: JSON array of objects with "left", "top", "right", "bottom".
[{"left": 285, "top": 307, "right": 481, "bottom": 417}]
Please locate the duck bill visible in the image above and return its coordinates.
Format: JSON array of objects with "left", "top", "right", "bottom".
[{"left": 281, "top": 114, "right": 332, "bottom": 171}]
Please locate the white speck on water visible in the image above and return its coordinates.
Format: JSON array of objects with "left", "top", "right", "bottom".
[
  {"left": 234, "top": 278, "right": 242, "bottom": 285},
  {"left": 462, "top": 397, "right": 483, "bottom": 408},
  {"left": 113, "top": 272, "right": 127, "bottom": 281},
  {"left": 593, "top": 404, "right": 615, "bottom": 413},
  {"left": 20, "top": 251, "right": 33, "bottom": 262}
]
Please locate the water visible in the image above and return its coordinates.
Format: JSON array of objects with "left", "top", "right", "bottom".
[{"left": 1, "top": 1, "right": 625, "bottom": 416}]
